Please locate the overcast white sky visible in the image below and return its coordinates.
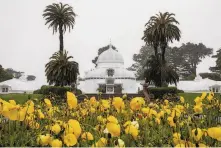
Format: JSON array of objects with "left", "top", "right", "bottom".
[{"left": 0, "top": 0, "right": 221, "bottom": 85}]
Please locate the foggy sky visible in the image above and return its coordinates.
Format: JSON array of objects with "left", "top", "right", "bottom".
[{"left": 0, "top": 0, "right": 221, "bottom": 85}]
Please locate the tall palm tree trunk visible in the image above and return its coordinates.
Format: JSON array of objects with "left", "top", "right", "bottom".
[
  {"left": 160, "top": 42, "right": 167, "bottom": 63},
  {"left": 59, "top": 24, "right": 64, "bottom": 52},
  {"left": 154, "top": 44, "right": 158, "bottom": 56}
]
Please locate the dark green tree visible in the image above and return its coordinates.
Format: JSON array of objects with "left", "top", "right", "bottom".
[
  {"left": 180, "top": 42, "right": 213, "bottom": 75},
  {"left": 43, "top": 2, "right": 76, "bottom": 52},
  {"left": 129, "top": 42, "right": 213, "bottom": 80},
  {"left": 0, "top": 65, "right": 13, "bottom": 82},
  {"left": 92, "top": 44, "right": 117, "bottom": 67},
  {"left": 127, "top": 45, "right": 154, "bottom": 79},
  {"left": 144, "top": 55, "right": 179, "bottom": 87},
  {"left": 141, "top": 12, "right": 181, "bottom": 87},
  {"left": 199, "top": 72, "right": 221, "bottom": 81},
  {"left": 45, "top": 50, "right": 79, "bottom": 86},
  {"left": 27, "top": 75, "right": 36, "bottom": 81},
  {"left": 5, "top": 68, "right": 22, "bottom": 79},
  {"left": 142, "top": 12, "right": 181, "bottom": 61},
  {"left": 210, "top": 48, "right": 221, "bottom": 73}
]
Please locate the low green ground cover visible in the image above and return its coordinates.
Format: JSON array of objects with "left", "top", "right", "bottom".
[
  {"left": 0, "top": 92, "right": 220, "bottom": 105},
  {"left": 179, "top": 93, "right": 221, "bottom": 104},
  {"left": 0, "top": 94, "right": 42, "bottom": 104}
]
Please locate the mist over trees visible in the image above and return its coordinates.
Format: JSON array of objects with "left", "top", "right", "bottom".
[
  {"left": 128, "top": 42, "right": 213, "bottom": 80},
  {"left": 0, "top": 65, "right": 13, "bottom": 82}
]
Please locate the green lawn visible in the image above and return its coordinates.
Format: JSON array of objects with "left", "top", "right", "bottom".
[
  {"left": 0, "top": 94, "right": 43, "bottom": 104},
  {"left": 0, "top": 92, "right": 220, "bottom": 105},
  {"left": 178, "top": 93, "right": 221, "bottom": 105}
]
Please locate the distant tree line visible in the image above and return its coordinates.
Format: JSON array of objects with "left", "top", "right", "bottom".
[
  {"left": 202, "top": 48, "right": 221, "bottom": 81},
  {"left": 0, "top": 65, "right": 13, "bottom": 82},
  {"left": 127, "top": 42, "right": 213, "bottom": 81},
  {"left": 0, "top": 65, "right": 36, "bottom": 82}
]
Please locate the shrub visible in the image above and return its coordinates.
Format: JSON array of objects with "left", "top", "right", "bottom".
[
  {"left": 199, "top": 72, "right": 221, "bottom": 81},
  {"left": 177, "top": 89, "right": 184, "bottom": 93},
  {"left": 33, "top": 89, "right": 42, "bottom": 94},
  {"left": 148, "top": 87, "right": 178, "bottom": 99},
  {"left": 33, "top": 85, "right": 82, "bottom": 97},
  {"left": 140, "top": 87, "right": 178, "bottom": 99}
]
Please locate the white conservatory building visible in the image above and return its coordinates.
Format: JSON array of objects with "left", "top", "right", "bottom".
[
  {"left": 79, "top": 44, "right": 137, "bottom": 94},
  {"left": 0, "top": 73, "right": 43, "bottom": 94}
]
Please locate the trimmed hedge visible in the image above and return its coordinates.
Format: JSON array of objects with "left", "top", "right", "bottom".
[
  {"left": 139, "top": 87, "right": 180, "bottom": 99},
  {"left": 33, "top": 85, "right": 82, "bottom": 97}
]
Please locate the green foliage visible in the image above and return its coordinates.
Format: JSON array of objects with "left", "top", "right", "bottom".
[
  {"left": 177, "top": 89, "right": 184, "bottom": 93},
  {"left": 183, "top": 73, "right": 196, "bottom": 80},
  {"left": 0, "top": 65, "right": 13, "bottom": 82},
  {"left": 43, "top": 2, "right": 76, "bottom": 52},
  {"left": 144, "top": 55, "right": 179, "bottom": 87},
  {"left": 0, "top": 94, "right": 42, "bottom": 104},
  {"left": 45, "top": 50, "right": 79, "bottom": 86},
  {"left": 142, "top": 12, "right": 181, "bottom": 61},
  {"left": 38, "top": 85, "right": 71, "bottom": 97},
  {"left": 199, "top": 72, "right": 221, "bottom": 81},
  {"left": 210, "top": 48, "right": 221, "bottom": 73},
  {"left": 92, "top": 44, "right": 117, "bottom": 66},
  {"left": 34, "top": 85, "right": 82, "bottom": 97},
  {"left": 180, "top": 42, "right": 213, "bottom": 75},
  {"left": 5, "top": 68, "right": 23, "bottom": 79},
  {"left": 178, "top": 93, "right": 221, "bottom": 104},
  {"left": 148, "top": 87, "right": 178, "bottom": 99},
  {"left": 128, "top": 42, "right": 213, "bottom": 80},
  {"left": 127, "top": 45, "right": 154, "bottom": 79},
  {"left": 26, "top": 75, "right": 36, "bottom": 81}
]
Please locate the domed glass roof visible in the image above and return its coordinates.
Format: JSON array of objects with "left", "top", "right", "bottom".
[
  {"left": 85, "top": 68, "right": 135, "bottom": 79},
  {"left": 96, "top": 44, "right": 124, "bottom": 64}
]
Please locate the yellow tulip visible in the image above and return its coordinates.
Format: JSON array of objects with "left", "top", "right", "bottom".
[
  {"left": 200, "top": 92, "right": 207, "bottom": 100},
  {"left": 44, "top": 99, "right": 52, "bottom": 108},
  {"left": 9, "top": 100, "right": 16, "bottom": 105},
  {"left": 37, "top": 134, "right": 51, "bottom": 146},
  {"left": 115, "top": 139, "right": 125, "bottom": 148},
  {"left": 164, "top": 99, "right": 169, "bottom": 105},
  {"left": 37, "top": 109, "right": 45, "bottom": 119},
  {"left": 207, "top": 127, "right": 221, "bottom": 141},
  {"left": 173, "top": 132, "right": 181, "bottom": 145},
  {"left": 112, "top": 97, "right": 125, "bottom": 111},
  {"left": 130, "top": 97, "right": 145, "bottom": 111},
  {"left": 125, "top": 124, "right": 139, "bottom": 139},
  {"left": 175, "top": 143, "right": 185, "bottom": 147},
  {"left": 107, "top": 115, "right": 118, "bottom": 124},
  {"left": 180, "top": 96, "right": 185, "bottom": 103},
  {"left": 107, "top": 122, "right": 121, "bottom": 137},
  {"left": 167, "top": 116, "right": 176, "bottom": 127},
  {"left": 90, "top": 96, "right": 97, "bottom": 106},
  {"left": 50, "top": 139, "right": 62, "bottom": 147},
  {"left": 96, "top": 137, "right": 107, "bottom": 147},
  {"left": 81, "top": 132, "right": 94, "bottom": 141},
  {"left": 64, "top": 133, "right": 77, "bottom": 146},
  {"left": 194, "top": 97, "right": 202, "bottom": 105},
  {"left": 193, "top": 105, "right": 203, "bottom": 113},
  {"left": 67, "top": 119, "right": 82, "bottom": 138},
  {"left": 51, "top": 123, "right": 61, "bottom": 135},
  {"left": 67, "top": 91, "right": 78, "bottom": 109},
  {"left": 191, "top": 128, "right": 203, "bottom": 141}
]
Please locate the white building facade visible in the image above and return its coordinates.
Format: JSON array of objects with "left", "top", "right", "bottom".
[
  {"left": 80, "top": 44, "right": 137, "bottom": 94},
  {"left": 0, "top": 74, "right": 42, "bottom": 94}
]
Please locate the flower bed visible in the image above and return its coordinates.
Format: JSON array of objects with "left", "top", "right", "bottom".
[{"left": 0, "top": 92, "right": 221, "bottom": 147}]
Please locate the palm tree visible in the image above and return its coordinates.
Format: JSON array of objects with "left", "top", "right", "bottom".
[
  {"left": 144, "top": 54, "right": 179, "bottom": 87},
  {"left": 142, "top": 23, "right": 159, "bottom": 56},
  {"left": 43, "top": 3, "right": 76, "bottom": 52},
  {"left": 142, "top": 12, "right": 181, "bottom": 61},
  {"left": 45, "top": 50, "right": 79, "bottom": 86}
]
